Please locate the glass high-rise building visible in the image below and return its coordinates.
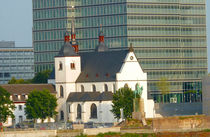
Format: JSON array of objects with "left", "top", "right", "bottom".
[{"left": 33, "top": 0, "right": 207, "bottom": 102}]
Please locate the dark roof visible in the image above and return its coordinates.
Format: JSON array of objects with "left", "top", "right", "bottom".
[
  {"left": 76, "top": 50, "right": 128, "bottom": 82},
  {"left": 57, "top": 42, "right": 78, "bottom": 57},
  {"left": 95, "top": 42, "right": 109, "bottom": 52},
  {"left": 67, "top": 92, "right": 113, "bottom": 102}
]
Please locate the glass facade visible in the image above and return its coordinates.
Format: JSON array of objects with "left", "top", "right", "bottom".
[
  {"left": 0, "top": 47, "right": 34, "bottom": 84},
  {"left": 33, "top": 0, "right": 207, "bottom": 102}
]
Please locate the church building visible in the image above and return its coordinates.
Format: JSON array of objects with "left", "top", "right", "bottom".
[{"left": 53, "top": 24, "right": 155, "bottom": 124}]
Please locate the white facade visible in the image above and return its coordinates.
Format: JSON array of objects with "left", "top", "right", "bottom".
[{"left": 55, "top": 50, "right": 155, "bottom": 124}]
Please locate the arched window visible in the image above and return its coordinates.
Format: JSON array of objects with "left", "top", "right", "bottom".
[
  {"left": 77, "top": 104, "right": 81, "bottom": 119},
  {"left": 59, "top": 62, "right": 63, "bottom": 70},
  {"left": 90, "top": 104, "right": 97, "bottom": 119},
  {"left": 60, "top": 111, "right": 64, "bottom": 120},
  {"left": 113, "top": 84, "right": 116, "bottom": 93},
  {"left": 60, "top": 86, "right": 64, "bottom": 98},
  {"left": 104, "top": 84, "right": 108, "bottom": 92},
  {"left": 81, "top": 85, "right": 84, "bottom": 92},
  {"left": 92, "top": 84, "right": 96, "bottom": 92}
]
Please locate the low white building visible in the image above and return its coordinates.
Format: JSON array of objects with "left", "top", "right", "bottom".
[
  {"left": 53, "top": 27, "right": 155, "bottom": 124},
  {"left": 1, "top": 84, "right": 56, "bottom": 126}
]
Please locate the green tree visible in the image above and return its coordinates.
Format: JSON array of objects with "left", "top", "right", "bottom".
[
  {"left": 157, "top": 77, "right": 170, "bottom": 103},
  {"left": 0, "top": 86, "right": 15, "bottom": 123},
  {"left": 8, "top": 77, "right": 31, "bottom": 84},
  {"left": 32, "top": 70, "right": 52, "bottom": 84},
  {"left": 25, "top": 89, "right": 57, "bottom": 122},
  {"left": 111, "top": 87, "right": 134, "bottom": 119}
]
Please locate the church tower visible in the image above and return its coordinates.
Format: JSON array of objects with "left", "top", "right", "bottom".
[{"left": 54, "top": 31, "right": 81, "bottom": 121}]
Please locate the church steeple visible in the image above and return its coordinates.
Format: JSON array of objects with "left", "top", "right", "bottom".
[
  {"left": 57, "top": 31, "right": 78, "bottom": 57},
  {"left": 95, "top": 24, "right": 108, "bottom": 52},
  {"left": 71, "top": 19, "right": 79, "bottom": 53}
]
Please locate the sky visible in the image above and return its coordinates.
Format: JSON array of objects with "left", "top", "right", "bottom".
[{"left": 0, "top": 0, "right": 210, "bottom": 71}]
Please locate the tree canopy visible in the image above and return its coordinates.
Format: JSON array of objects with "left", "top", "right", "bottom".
[
  {"left": 8, "top": 77, "right": 31, "bottom": 84},
  {"left": 25, "top": 89, "right": 57, "bottom": 122},
  {"left": 111, "top": 87, "right": 134, "bottom": 119},
  {"left": 0, "top": 86, "right": 15, "bottom": 123},
  {"left": 32, "top": 70, "right": 52, "bottom": 84},
  {"left": 157, "top": 77, "right": 170, "bottom": 103}
]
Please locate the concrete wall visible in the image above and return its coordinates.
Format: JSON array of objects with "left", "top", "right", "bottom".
[
  {"left": 155, "top": 102, "right": 202, "bottom": 117},
  {"left": 202, "top": 76, "right": 210, "bottom": 115},
  {"left": 83, "top": 127, "right": 120, "bottom": 135},
  {"left": 0, "top": 130, "right": 56, "bottom": 137},
  {"left": 153, "top": 116, "right": 210, "bottom": 131}
]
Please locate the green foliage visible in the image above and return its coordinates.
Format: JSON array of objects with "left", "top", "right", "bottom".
[
  {"left": 96, "top": 132, "right": 120, "bottom": 137},
  {"left": 76, "top": 133, "right": 87, "bottom": 137},
  {"left": 0, "top": 86, "right": 15, "bottom": 123},
  {"left": 156, "top": 77, "right": 170, "bottom": 103},
  {"left": 111, "top": 87, "right": 134, "bottom": 119},
  {"left": 8, "top": 77, "right": 31, "bottom": 84},
  {"left": 25, "top": 89, "right": 57, "bottom": 122},
  {"left": 32, "top": 70, "right": 52, "bottom": 84}
]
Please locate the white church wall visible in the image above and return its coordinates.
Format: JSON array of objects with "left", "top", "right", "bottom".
[
  {"left": 68, "top": 101, "right": 117, "bottom": 123},
  {"left": 55, "top": 57, "right": 81, "bottom": 83}
]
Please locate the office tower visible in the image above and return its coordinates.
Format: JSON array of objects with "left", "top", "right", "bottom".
[
  {"left": 32, "top": 0, "right": 77, "bottom": 72},
  {"left": 33, "top": 0, "right": 207, "bottom": 102},
  {"left": 0, "top": 44, "right": 34, "bottom": 84}
]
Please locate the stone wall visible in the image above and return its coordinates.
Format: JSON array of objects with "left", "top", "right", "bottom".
[
  {"left": 155, "top": 102, "right": 202, "bottom": 117},
  {"left": 0, "top": 130, "right": 56, "bottom": 137},
  {"left": 83, "top": 127, "right": 120, "bottom": 135},
  {"left": 153, "top": 116, "right": 210, "bottom": 131}
]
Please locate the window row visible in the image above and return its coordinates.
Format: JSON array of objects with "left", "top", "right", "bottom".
[{"left": 59, "top": 84, "right": 112, "bottom": 98}]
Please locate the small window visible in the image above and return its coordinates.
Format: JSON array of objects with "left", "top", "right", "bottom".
[
  {"left": 60, "top": 111, "right": 64, "bottom": 120},
  {"left": 81, "top": 85, "right": 84, "bottom": 92},
  {"left": 22, "top": 94, "right": 25, "bottom": 99},
  {"left": 104, "top": 84, "right": 108, "bottom": 92},
  {"left": 113, "top": 84, "right": 116, "bottom": 93},
  {"left": 59, "top": 62, "right": 63, "bottom": 70},
  {"left": 18, "top": 105, "right": 22, "bottom": 111},
  {"left": 70, "top": 63, "right": 75, "bottom": 69},
  {"left": 60, "top": 86, "right": 64, "bottom": 98},
  {"left": 92, "top": 84, "right": 96, "bottom": 92}
]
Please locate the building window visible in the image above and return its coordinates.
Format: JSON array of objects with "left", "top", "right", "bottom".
[
  {"left": 92, "top": 84, "right": 96, "bottom": 92},
  {"left": 77, "top": 104, "right": 82, "bottom": 119},
  {"left": 90, "top": 103, "right": 97, "bottom": 119},
  {"left": 69, "top": 105, "right": 71, "bottom": 113},
  {"left": 70, "top": 63, "right": 75, "bottom": 69},
  {"left": 59, "top": 62, "right": 63, "bottom": 70},
  {"left": 113, "top": 84, "right": 116, "bottom": 93},
  {"left": 60, "top": 111, "right": 64, "bottom": 120},
  {"left": 19, "top": 116, "right": 23, "bottom": 123},
  {"left": 104, "top": 84, "right": 108, "bottom": 92},
  {"left": 81, "top": 85, "right": 84, "bottom": 92},
  {"left": 60, "top": 86, "right": 64, "bottom": 98},
  {"left": 18, "top": 105, "right": 22, "bottom": 111}
]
